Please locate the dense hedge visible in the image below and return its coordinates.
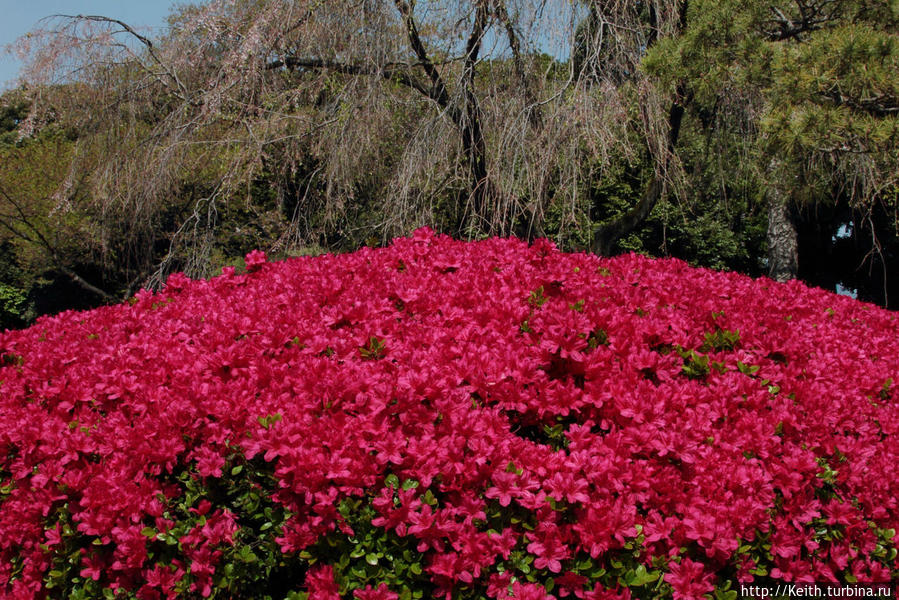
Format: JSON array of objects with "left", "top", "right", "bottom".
[{"left": 1, "top": 230, "right": 897, "bottom": 599}]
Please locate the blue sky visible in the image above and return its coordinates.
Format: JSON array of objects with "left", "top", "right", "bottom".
[{"left": 1, "top": 1, "right": 175, "bottom": 90}]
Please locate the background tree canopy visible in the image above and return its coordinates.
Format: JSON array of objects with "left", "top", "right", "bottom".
[{"left": 1, "top": 0, "right": 897, "bottom": 328}]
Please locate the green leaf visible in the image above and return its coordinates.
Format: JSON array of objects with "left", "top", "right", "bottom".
[
  {"left": 241, "top": 547, "right": 257, "bottom": 563},
  {"left": 701, "top": 328, "right": 740, "bottom": 352},
  {"left": 715, "top": 589, "right": 738, "bottom": 600},
  {"left": 257, "top": 413, "right": 282, "bottom": 429},
  {"left": 587, "top": 328, "right": 608, "bottom": 348},
  {"left": 629, "top": 564, "right": 659, "bottom": 586},
  {"left": 360, "top": 336, "right": 387, "bottom": 360},
  {"left": 528, "top": 286, "right": 547, "bottom": 307}
]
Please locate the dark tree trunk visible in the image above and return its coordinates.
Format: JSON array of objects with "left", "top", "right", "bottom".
[
  {"left": 459, "top": 1, "right": 490, "bottom": 233},
  {"left": 590, "top": 0, "right": 690, "bottom": 256},
  {"left": 592, "top": 177, "right": 665, "bottom": 256},
  {"left": 767, "top": 191, "right": 798, "bottom": 282},
  {"left": 394, "top": 0, "right": 491, "bottom": 236},
  {"left": 461, "top": 99, "right": 489, "bottom": 228},
  {"left": 592, "top": 96, "right": 685, "bottom": 255}
]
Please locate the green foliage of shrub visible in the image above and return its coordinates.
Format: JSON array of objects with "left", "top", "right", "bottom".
[{"left": 0, "top": 283, "right": 28, "bottom": 331}]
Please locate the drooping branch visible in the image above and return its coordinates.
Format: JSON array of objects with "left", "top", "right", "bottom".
[
  {"left": 0, "top": 185, "right": 115, "bottom": 301},
  {"left": 493, "top": 2, "right": 541, "bottom": 126},
  {"left": 494, "top": 3, "right": 527, "bottom": 90},
  {"left": 66, "top": 14, "right": 156, "bottom": 51},
  {"left": 267, "top": 57, "right": 436, "bottom": 103},
  {"left": 59, "top": 14, "right": 192, "bottom": 101}
]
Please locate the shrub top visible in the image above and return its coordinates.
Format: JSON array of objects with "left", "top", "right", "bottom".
[{"left": 1, "top": 229, "right": 898, "bottom": 599}]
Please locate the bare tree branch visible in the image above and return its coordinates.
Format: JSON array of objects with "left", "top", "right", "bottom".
[
  {"left": 820, "top": 89, "right": 899, "bottom": 117},
  {"left": 393, "top": 1, "right": 453, "bottom": 109},
  {"left": 494, "top": 1, "right": 541, "bottom": 125},
  {"left": 59, "top": 14, "right": 192, "bottom": 101},
  {"left": 267, "top": 57, "right": 435, "bottom": 102},
  {"left": 762, "top": 1, "right": 839, "bottom": 41}
]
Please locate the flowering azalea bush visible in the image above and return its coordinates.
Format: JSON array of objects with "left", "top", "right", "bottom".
[{"left": 1, "top": 229, "right": 898, "bottom": 600}]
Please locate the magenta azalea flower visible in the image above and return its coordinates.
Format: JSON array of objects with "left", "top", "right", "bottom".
[{"left": 2, "top": 229, "right": 898, "bottom": 596}]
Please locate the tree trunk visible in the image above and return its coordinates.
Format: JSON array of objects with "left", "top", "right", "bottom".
[
  {"left": 460, "top": 1, "right": 490, "bottom": 233},
  {"left": 394, "top": 0, "right": 491, "bottom": 236},
  {"left": 591, "top": 96, "right": 685, "bottom": 255},
  {"left": 766, "top": 190, "right": 798, "bottom": 282},
  {"left": 590, "top": 0, "right": 691, "bottom": 256},
  {"left": 461, "top": 102, "right": 489, "bottom": 231},
  {"left": 592, "top": 176, "right": 664, "bottom": 256}
]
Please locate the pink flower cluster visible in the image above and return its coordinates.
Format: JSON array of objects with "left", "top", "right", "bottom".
[{"left": 1, "top": 229, "right": 898, "bottom": 598}]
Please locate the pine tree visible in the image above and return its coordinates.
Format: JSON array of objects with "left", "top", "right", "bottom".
[{"left": 643, "top": 0, "right": 899, "bottom": 281}]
